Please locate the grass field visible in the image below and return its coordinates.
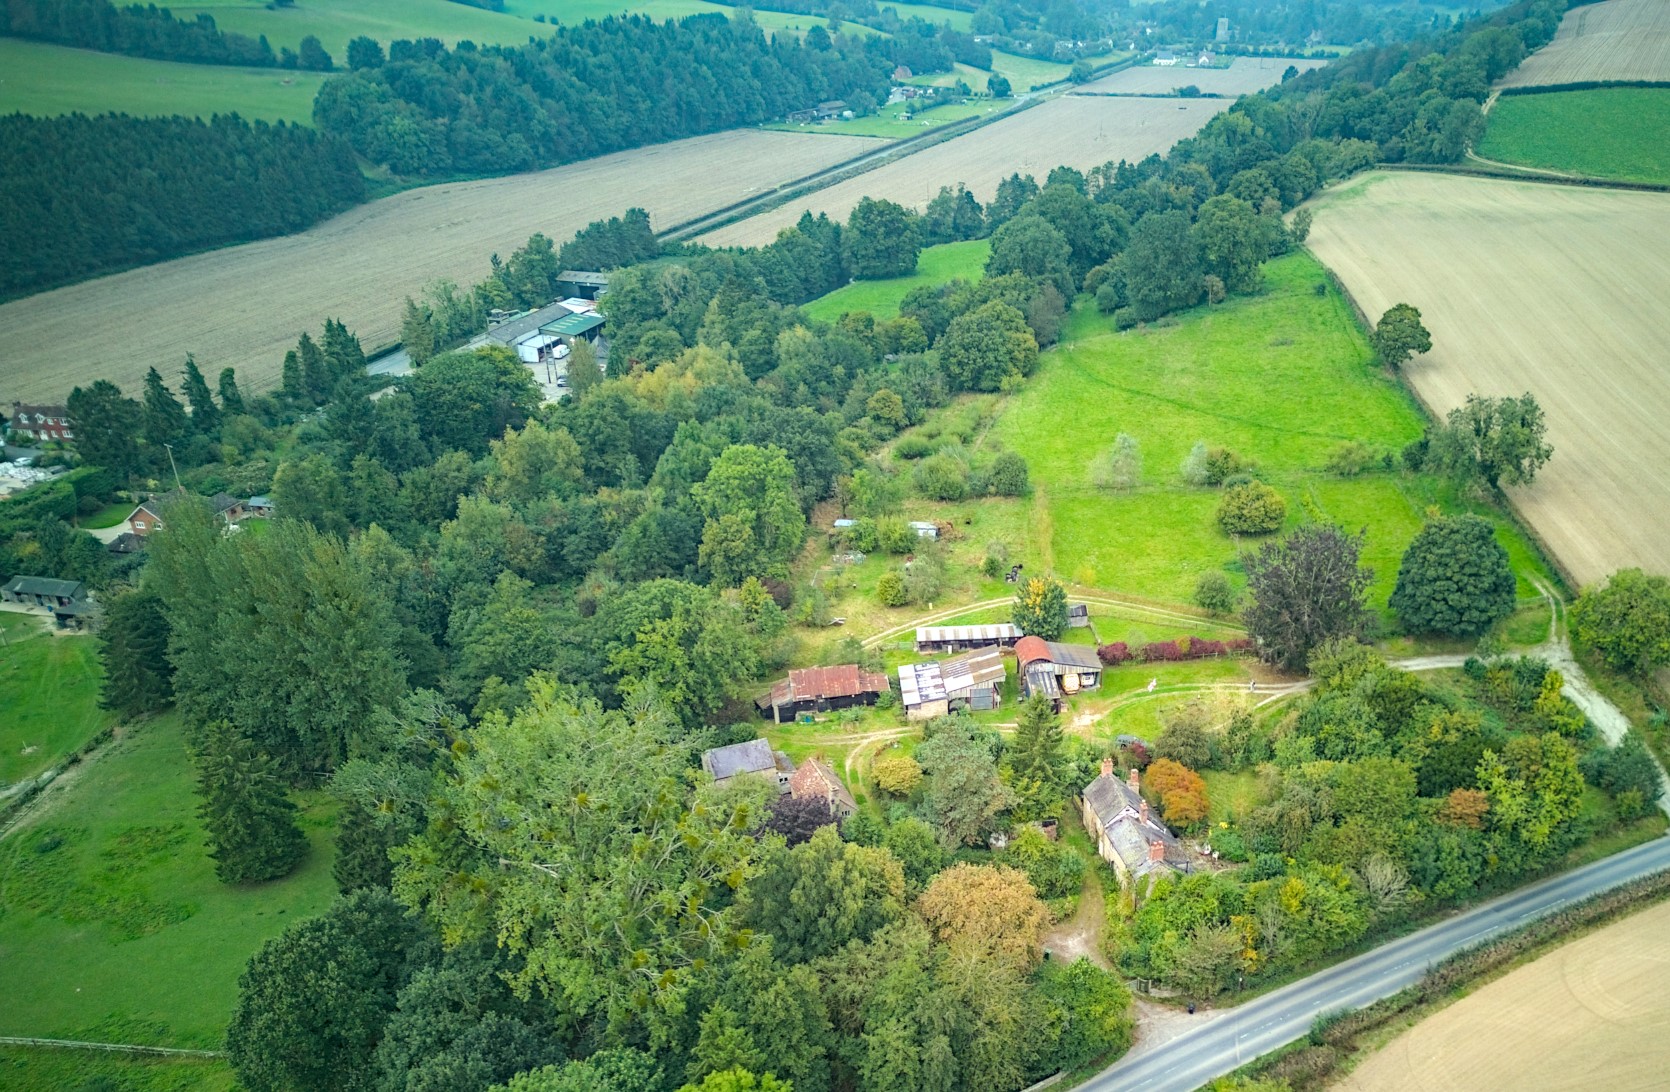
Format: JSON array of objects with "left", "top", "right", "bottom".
[
  {"left": 171, "top": 0, "right": 556, "bottom": 55},
  {"left": 1077, "top": 55, "right": 1326, "bottom": 96},
  {"left": 0, "top": 714, "right": 338, "bottom": 1049},
  {"left": 0, "top": 128, "right": 885, "bottom": 401},
  {"left": 801, "top": 239, "right": 990, "bottom": 322},
  {"left": 0, "top": 1047, "right": 234, "bottom": 1092},
  {"left": 1478, "top": 87, "right": 1670, "bottom": 184},
  {"left": 701, "top": 95, "right": 1231, "bottom": 246},
  {"left": 0, "top": 38, "right": 325, "bottom": 124},
  {"left": 769, "top": 95, "right": 1001, "bottom": 139},
  {"left": 909, "top": 52, "right": 1080, "bottom": 92},
  {"left": 1306, "top": 170, "right": 1670, "bottom": 588},
  {"left": 1498, "top": 0, "right": 1670, "bottom": 88},
  {"left": 1338, "top": 897, "right": 1670, "bottom": 1091},
  {"left": 0, "top": 614, "right": 116, "bottom": 786}
]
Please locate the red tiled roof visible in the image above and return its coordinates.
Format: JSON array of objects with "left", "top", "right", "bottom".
[{"left": 1014, "top": 635, "right": 1052, "bottom": 666}]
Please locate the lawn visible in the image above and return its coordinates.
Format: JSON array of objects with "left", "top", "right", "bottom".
[
  {"left": 968, "top": 251, "right": 1553, "bottom": 608},
  {"left": 1478, "top": 88, "right": 1670, "bottom": 185},
  {"left": 801, "top": 239, "right": 990, "bottom": 322},
  {"left": 0, "top": 613, "right": 116, "bottom": 786},
  {"left": 0, "top": 38, "right": 326, "bottom": 125},
  {"left": 0, "top": 714, "right": 339, "bottom": 1049},
  {"left": 0, "top": 1047, "right": 235, "bottom": 1092},
  {"left": 769, "top": 95, "right": 1001, "bottom": 139},
  {"left": 78, "top": 499, "right": 135, "bottom": 530}
]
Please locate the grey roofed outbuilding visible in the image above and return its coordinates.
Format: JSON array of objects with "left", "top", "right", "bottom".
[
  {"left": 704, "top": 738, "right": 778, "bottom": 780},
  {"left": 1043, "top": 641, "right": 1102, "bottom": 670},
  {"left": 482, "top": 302, "right": 578, "bottom": 348},
  {"left": 4, "top": 576, "right": 84, "bottom": 599}
]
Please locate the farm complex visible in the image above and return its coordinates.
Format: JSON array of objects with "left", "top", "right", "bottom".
[{"left": 1306, "top": 170, "right": 1670, "bottom": 587}]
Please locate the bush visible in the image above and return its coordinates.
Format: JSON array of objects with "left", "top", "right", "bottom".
[
  {"left": 1097, "top": 642, "right": 1132, "bottom": 665},
  {"left": 894, "top": 434, "right": 935, "bottom": 459},
  {"left": 877, "top": 570, "right": 907, "bottom": 606},
  {"left": 1089, "top": 433, "right": 1141, "bottom": 491},
  {"left": 989, "top": 451, "right": 1030, "bottom": 496},
  {"left": 1180, "top": 440, "right": 1210, "bottom": 485},
  {"left": 1217, "top": 481, "right": 1286, "bottom": 534},
  {"left": 875, "top": 517, "right": 917, "bottom": 554},
  {"left": 1195, "top": 571, "right": 1238, "bottom": 614},
  {"left": 873, "top": 751, "right": 923, "bottom": 796},
  {"left": 913, "top": 453, "right": 969, "bottom": 501},
  {"left": 1204, "top": 447, "right": 1244, "bottom": 485},
  {"left": 1326, "top": 440, "right": 1380, "bottom": 476}
]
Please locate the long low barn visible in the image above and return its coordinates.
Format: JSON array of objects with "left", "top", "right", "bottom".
[
  {"left": 898, "top": 647, "right": 1006, "bottom": 719},
  {"left": 914, "top": 623, "right": 1022, "bottom": 653},
  {"left": 758, "top": 664, "right": 890, "bottom": 723}
]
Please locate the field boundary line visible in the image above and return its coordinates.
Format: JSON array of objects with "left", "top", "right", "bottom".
[
  {"left": 1376, "top": 161, "right": 1670, "bottom": 194},
  {"left": 0, "top": 1036, "right": 224, "bottom": 1058}
]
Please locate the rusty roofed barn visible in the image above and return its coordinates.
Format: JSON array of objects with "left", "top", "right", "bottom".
[{"left": 758, "top": 664, "right": 890, "bottom": 723}]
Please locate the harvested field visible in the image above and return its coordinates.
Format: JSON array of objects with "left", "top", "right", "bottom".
[
  {"left": 0, "top": 129, "right": 884, "bottom": 403},
  {"left": 698, "top": 96, "right": 1231, "bottom": 247},
  {"left": 1337, "top": 897, "right": 1670, "bottom": 1092},
  {"left": 1306, "top": 170, "right": 1670, "bottom": 586},
  {"left": 1499, "top": 0, "right": 1670, "bottom": 88},
  {"left": 1077, "top": 55, "right": 1326, "bottom": 96}
]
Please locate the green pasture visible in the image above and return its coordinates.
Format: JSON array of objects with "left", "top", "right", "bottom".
[
  {"left": 909, "top": 51, "right": 1087, "bottom": 93},
  {"left": 874, "top": 2, "right": 975, "bottom": 31},
  {"left": 0, "top": 714, "right": 338, "bottom": 1048},
  {"left": 0, "top": 613, "right": 116, "bottom": 786},
  {"left": 964, "top": 251, "right": 1553, "bottom": 609},
  {"left": 802, "top": 239, "right": 990, "bottom": 322},
  {"left": 1478, "top": 88, "right": 1670, "bottom": 185},
  {"left": 770, "top": 95, "right": 1000, "bottom": 139},
  {"left": 0, "top": 38, "right": 325, "bottom": 124},
  {"left": 0, "top": 1047, "right": 234, "bottom": 1092},
  {"left": 171, "top": 0, "right": 552, "bottom": 54}
]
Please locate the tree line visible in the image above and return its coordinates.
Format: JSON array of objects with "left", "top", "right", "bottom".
[
  {"left": 0, "top": 0, "right": 335, "bottom": 70},
  {"left": 313, "top": 14, "right": 897, "bottom": 178},
  {"left": 0, "top": 112, "right": 364, "bottom": 298}
]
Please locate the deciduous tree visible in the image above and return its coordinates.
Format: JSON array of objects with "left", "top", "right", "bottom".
[
  {"left": 915, "top": 862, "right": 1050, "bottom": 970},
  {"left": 739, "top": 826, "right": 905, "bottom": 964},
  {"left": 1570, "top": 568, "right": 1670, "bottom": 676},
  {"left": 1014, "top": 575, "right": 1069, "bottom": 639},
  {"left": 1390, "top": 515, "right": 1515, "bottom": 636},
  {"left": 1370, "top": 303, "right": 1431, "bottom": 368},
  {"left": 1428, "top": 392, "right": 1552, "bottom": 492},
  {"left": 1243, "top": 524, "right": 1373, "bottom": 671},
  {"left": 843, "top": 197, "right": 921, "bottom": 279}
]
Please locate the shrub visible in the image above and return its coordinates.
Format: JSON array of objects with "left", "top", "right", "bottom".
[
  {"left": 1089, "top": 433, "right": 1141, "bottom": 491},
  {"left": 913, "top": 453, "right": 969, "bottom": 501},
  {"left": 1217, "top": 481, "right": 1286, "bottom": 535},
  {"left": 1180, "top": 440, "right": 1210, "bottom": 485},
  {"left": 873, "top": 752, "right": 923, "bottom": 796},
  {"left": 1097, "top": 642, "right": 1132, "bottom": 665},
  {"left": 1326, "top": 440, "right": 1380, "bottom": 476},
  {"left": 877, "top": 570, "right": 907, "bottom": 606},
  {"left": 1204, "top": 447, "right": 1244, "bottom": 485},
  {"left": 1142, "top": 640, "right": 1184, "bottom": 662},
  {"left": 894, "top": 434, "right": 935, "bottom": 459},
  {"left": 1570, "top": 568, "right": 1670, "bottom": 676},
  {"left": 875, "top": 517, "right": 916, "bottom": 554},
  {"left": 989, "top": 451, "right": 1030, "bottom": 496},
  {"left": 1195, "top": 571, "right": 1237, "bottom": 614},
  {"left": 838, "top": 517, "right": 879, "bottom": 554},
  {"left": 1144, "top": 758, "right": 1209, "bottom": 827}
]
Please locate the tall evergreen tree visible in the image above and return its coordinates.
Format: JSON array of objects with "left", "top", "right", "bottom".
[
  {"left": 297, "top": 332, "right": 329, "bottom": 404},
  {"left": 66, "top": 380, "right": 143, "bottom": 479},
  {"left": 1009, "top": 694, "right": 1066, "bottom": 818},
  {"left": 280, "top": 350, "right": 306, "bottom": 403},
  {"left": 218, "top": 367, "right": 247, "bottom": 417},
  {"left": 195, "top": 720, "right": 309, "bottom": 885},
  {"left": 98, "top": 589, "right": 175, "bottom": 718},
  {"left": 181, "top": 354, "right": 220, "bottom": 435},
  {"left": 142, "top": 366, "right": 190, "bottom": 448},
  {"left": 401, "top": 299, "right": 437, "bottom": 366}
]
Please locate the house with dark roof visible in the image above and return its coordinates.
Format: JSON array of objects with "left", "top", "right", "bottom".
[
  {"left": 789, "top": 756, "right": 857, "bottom": 819},
  {"left": 126, "top": 492, "right": 244, "bottom": 537},
  {"left": 1081, "top": 759, "right": 1187, "bottom": 894},
  {"left": 8, "top": 402, "right": 73, "bottom": 443},
  {"left": 702, "top": 738, "right": 794, "bottom": 793},
  {"left": 3, "top": 575, "right": 83, "bottom": 609},
  {"left": 758, "top": 664, "right": 890, "bottom": 723},
  {"left": 1016, "top": 637, "right": 1103, "bottom": 705},
  {"left": 106, "top": 531, "right": 146, "bottom": 555}
]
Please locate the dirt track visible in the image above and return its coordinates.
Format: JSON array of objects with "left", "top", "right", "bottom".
[
  {"left": 697, "top": 96, "right": 1231, "bottom": 247},
  {"left": 1306, "top": 170, "right": 1670, "bottom": 587},
  {"left": 1337, "top": 897, "right": 1670, "bottom": 1092},
  {"left": 1499, "top": 0, "right": 1670, "bottom": 87},
  {"left": 1077, "top": 56, "right": 1326, "bottom": 96},
  {"left": 0, "top": 129, "right": 884, "bottom": 402}
]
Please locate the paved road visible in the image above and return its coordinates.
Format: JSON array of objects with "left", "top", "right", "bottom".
[{"left": 1084, "top": 834, "right": 1670, "bottom": 1092}]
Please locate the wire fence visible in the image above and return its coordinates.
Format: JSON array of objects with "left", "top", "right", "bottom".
[{"left": 0, "top": 1036, "right": 224, "bottom": 1058}]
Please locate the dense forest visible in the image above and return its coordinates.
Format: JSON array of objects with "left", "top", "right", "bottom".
[
  {"left": 0, "top": 0, "right": 337, "bottom": 69},
  {"left": 0, "top": 113, "right": 365, "bottom": 298},
  {"left": 7, "top": 2, "right": 1650, "bottom": 1089},
  {"left": 313, "top": 14, "right": 897, "bottom": 177}
]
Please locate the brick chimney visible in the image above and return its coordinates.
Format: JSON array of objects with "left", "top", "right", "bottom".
[
  {"left": 1140, "top": 799, "right": 1149, "bottom": 824},
  {"left": 1101, "top": 756, "right": 1115, "bottom": 779},
  {"left": 1127, "top": 767, "right": 1140, "bottom": 793},
  {"left": 1148, "top": 839, "right": 1165, "bottom": 863}
]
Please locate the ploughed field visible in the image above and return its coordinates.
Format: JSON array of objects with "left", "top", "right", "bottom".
[
  {"left": 1498, "top": 0, "right": 1670, "bottom": 88},
  {"left": 1075, "top": 55, "right": 1327, "bottom": 96},
  {"left": 1306, "top": 170, "right": 1670, "bottom": 587},
  {"left": 1337, "top": 897, "right": 1670, "bottom": 1092},
  {"left": 698, "top": 96, "right": 1232, "bottom": 247},
  {"left": 0, "top": 129, "right": 884, "bottom": 402}
]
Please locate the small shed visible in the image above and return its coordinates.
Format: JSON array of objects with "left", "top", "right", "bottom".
[
  {"left": 1068, "top": 603, "right": 1091, "bottom": 628},
  {"left": 915, "top": 623, "right": 1021, "bottom": 654},
  {"left": 907, "top": 521, "right": 939, "bottom": 540}
]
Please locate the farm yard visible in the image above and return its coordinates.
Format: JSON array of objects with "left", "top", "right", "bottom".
[
  {"left": 0, "top": 128, "right": 885, "bottom": 403},
  {"left": 1337, "top": 897, "right": 1670, "bottom": 1092},
  {"left": 1476, "top": 87, "right": 1670, "bottom": 184},
  {"left": 1497, "top": 0, "right": 1670, "bottom": 88},
  {"left": 1305, "top": 170, "right": 1670, "bottom": 588},
  {"left": 698, "top": 95, "right": 1232, "bottom": 246},
  {"left": 0, "top": 38, "right": 326, "bottom": 124},
  {"left": 1075, "top": 55, "right": 1327, "bottom": 96}
]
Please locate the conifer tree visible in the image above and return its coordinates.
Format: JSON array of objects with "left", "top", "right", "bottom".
[
  {"left": 196, "top": 720, "right": 309, "bottom": 885},
  {"left": 142, "top": 366, "right": 190, "bottom": 449},
  {"left": 1009, "top": 694, "right": 1066, "bottom": 817},
  {"left": 297, "top": 332, "right": 329, "bottom": 404},
  {"left": 181, "top": 354, "right": 220, "bottom": 435},
  {"left": 98, "top": 590, "right": 175, "bottom": 719},
  {"left": 280, "top": 350, "right": 305, "bottom": 403},
  {"left": 218, "top": 367, "right": 247, "bottom": 417}
]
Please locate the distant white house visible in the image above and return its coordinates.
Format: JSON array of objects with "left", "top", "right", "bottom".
[{"left": 1154, "top": 51, "right": 1178, "bottom": 66}]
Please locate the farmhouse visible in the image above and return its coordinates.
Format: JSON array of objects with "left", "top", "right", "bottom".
[
  {"left": 758, "top": 664, "right": 890, "bottom": 723},
  {"left": 702, "top": 738, "right": 793, "bottom": 793},
  {"left": 126, "top": 492, "right": 244, "bottom": 537},
  {"left": 914, "top": 623, "right": 1022, "bottom": 653},
  {"left": 1015, "top": 636, "right": 1102, "bottom": 704},
  {"left": 1154, "top": 51, "right": 1178, "bottom": 65},
  {"left": 7, "top": 402, "right": 73, "bottom": 443},
  {"left": 898, "top": 647, "right": 1006, "bottom": 719},
  {"left": 789, "top": 756, "right": 857, "bottom": 819},
  {"left": 1081, "top": 759, "right": 1186, "bottom": 889}
]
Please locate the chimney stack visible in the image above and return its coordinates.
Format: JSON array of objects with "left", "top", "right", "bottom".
[
  {"left": 1127, "top": 767, "right": 1140, "bottom": 793},
  {"left": 1140, "top": 799, "right": 1149, "bottom": 824},
  {"left": 1148, "top": 839, "right": 1166, "bottom": 863},
  {"left": 1101, "top": 756, "right": 1115, "bottom": 779}
]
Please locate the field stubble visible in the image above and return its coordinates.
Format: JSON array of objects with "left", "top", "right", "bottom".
[
  {"left": 1337, "top": 897, "right": 1670, "bottom": 1091},
  {"left": 0, "top": 129, "right": 884, "bottom": 402},
  {"left": 1498, "top": 0, "right": 1670, "bottom": 88},
  {"left": 698, "top": 96, "right": 1231, "bottom": 247},
  {"left": 1306, "top": 170, "right": 1670, "bottom": 588}
]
